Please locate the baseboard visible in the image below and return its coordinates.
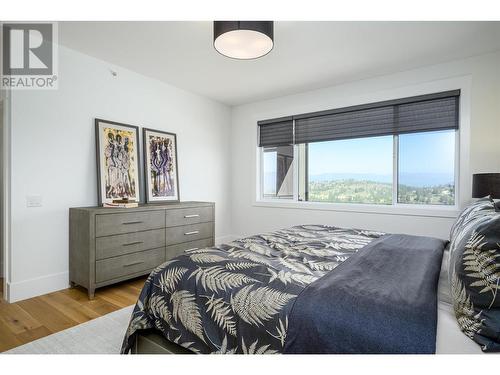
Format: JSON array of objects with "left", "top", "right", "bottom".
[
  {"left": 7, "top": 271, "right": 69, "bottom": 303},
  {"left": 7, "top": 237, "right": 242, "bottom": 302},
  {"left": 215, "top": 234, "right": 240, "bottom": 245}
]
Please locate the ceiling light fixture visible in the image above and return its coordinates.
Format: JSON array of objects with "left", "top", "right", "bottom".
[{"left": 213, "top": 21, "right": 274, "bottom": 60}]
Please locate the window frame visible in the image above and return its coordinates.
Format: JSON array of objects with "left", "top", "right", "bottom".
[{"left": 258, "top": 127, "right": 460, "bottom": 215}]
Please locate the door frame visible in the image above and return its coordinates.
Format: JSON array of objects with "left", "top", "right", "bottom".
[{"left": 1, "top": 89, "right": 12, "bottom": 302}]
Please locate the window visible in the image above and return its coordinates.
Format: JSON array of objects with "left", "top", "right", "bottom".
[
  {"left": 262, "top": 145, "right": 294, "bottom": 199},
  {"left": 302, "top": 136, "right": 393, "bottom": 204},
  {"left": 398, "top": 130, "right": 455, "bottom": 205},
  {"left": 258, "top": 91, "right": 459, "bottom": 207}
]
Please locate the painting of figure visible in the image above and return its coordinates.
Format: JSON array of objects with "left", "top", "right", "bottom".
[
  {"left": 95, "top": 119, "right": 140, "bottom": 205},
  {"left": 143, "top": 128, "right": 179, "bottom": 202}
]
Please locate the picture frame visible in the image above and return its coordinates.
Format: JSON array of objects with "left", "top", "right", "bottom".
[
  {"left": 143, "top": 128, "right": 180, "bottom": 203},
  {"left": 95, "top": 118, "right": 141, "bottom": 205}
]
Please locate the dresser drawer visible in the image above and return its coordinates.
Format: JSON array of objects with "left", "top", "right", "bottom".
[
  {"left": 165, "top": 206, "right": 213, "bottom": 227},
  {"left": 95, "top": 247, "right": 164, "bottom": 283},
  {"left": 96, "top": 229, "right": 165, "bottom": 260},
  {"left": 165, "top": 222, "right": 213, "bottom": 246},
  {"left": 95, "top": 211, "right": 165, "bottom": 237},
  {"left": 166, "top": 238, "right": 215, "bottom": 260}
]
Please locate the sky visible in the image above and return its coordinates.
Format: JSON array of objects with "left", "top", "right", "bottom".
[
  {"left": 308, "top": 130, "right": 455, "bottom": 178},
  {"left": 308, "top": 135, "right": 393, "bottom": 175},
  {"left": 398, "top": 130, "right": 455, "bottom": 175}
]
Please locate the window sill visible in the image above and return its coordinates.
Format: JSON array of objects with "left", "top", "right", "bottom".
[{"left": 253, "top": 200, "right": 461, "bottom": 219}]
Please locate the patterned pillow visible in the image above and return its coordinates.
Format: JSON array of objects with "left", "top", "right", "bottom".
[
  {"left": 449, "top": 196, "right": 494, "bottom": 244},
  {"left": 448, "top": 197, "right": 500, "bottom": 352}
]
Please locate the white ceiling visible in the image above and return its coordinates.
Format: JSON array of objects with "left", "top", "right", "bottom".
[{"left": 59, "top": 21, "right": 500, "bottom": 106}]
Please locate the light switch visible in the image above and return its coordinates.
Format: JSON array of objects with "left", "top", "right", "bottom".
[{"left": 26, "top": 195, "right": 43, "bottom": 208}]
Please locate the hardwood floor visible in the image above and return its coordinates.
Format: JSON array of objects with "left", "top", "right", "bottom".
[{"left": 0, "top": 276, "right": 147, "bottom": 352}]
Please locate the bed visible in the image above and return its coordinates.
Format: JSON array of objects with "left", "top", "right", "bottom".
[
  {"left": 125, "top": 252, "right": 483, "bottom": 354},
  {"left": 121, "top": 223, "right": 486, "bottom": 354},
  {"left": 126, "top": 285, "right": 484, "bottom": 355}
]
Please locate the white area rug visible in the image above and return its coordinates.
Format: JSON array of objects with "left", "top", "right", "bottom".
[{"left": 5, "top": 306, "right": 133, "bottom": 354}]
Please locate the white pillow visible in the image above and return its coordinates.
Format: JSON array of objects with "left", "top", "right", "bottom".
[{"left": 437, "top": 248, "right": 452, "bottom": 305}]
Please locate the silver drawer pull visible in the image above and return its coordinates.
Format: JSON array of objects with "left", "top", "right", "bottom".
[
  {"left": 123, "top": 221, "right": 143, "bottom": 225},
  {"left": 184, "top": 214, "right": 200, "bottom": 218},
  {"left": 123, "top": 261, "right": 144, "bottom": 267},
  {"left": 184, "top": 247, "right": 199, "bottom": 253},
  {"left": 123, "top": 241, "right": 143, "bottom": 247},
  {"left": 184, "top": 231, "right": 199, "bottom": 235}
]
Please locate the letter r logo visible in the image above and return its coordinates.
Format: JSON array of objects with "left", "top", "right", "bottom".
[{"left": 2, "top": 23, "right": 53, "bottom": 75}]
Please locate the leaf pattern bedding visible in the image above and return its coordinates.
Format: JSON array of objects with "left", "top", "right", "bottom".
[
  {"left": 448, "top": 197, "right": 500, "bottom": 352},
  {"left": 121, "top": 225, "right": 384, "bottom": 354}
]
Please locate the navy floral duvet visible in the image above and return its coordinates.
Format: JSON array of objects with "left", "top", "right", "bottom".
[{"left": 121, "top": 225, "right": 384, "bottom": 353}]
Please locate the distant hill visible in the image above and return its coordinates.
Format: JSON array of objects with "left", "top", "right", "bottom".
[
  {"left": 309, "top": 173, "right": 391, "bottom": 184},
  {"left": 308, "top": 179, "right": 454, "bottom": 205},
  {"left": 309, "top": 172, "right": 453, "bottom": 187}
]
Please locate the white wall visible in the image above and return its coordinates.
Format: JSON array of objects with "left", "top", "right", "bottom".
[
  {"left": 230, "top": 51, "right": 500, "bottom": 240},
  {"left": 8, "top": 45, "right": 232, "bottom": 302}
]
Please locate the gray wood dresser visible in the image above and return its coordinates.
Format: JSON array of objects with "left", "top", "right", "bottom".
[{"left": 69, "top": 201, "right": 215, "bottom": 299}]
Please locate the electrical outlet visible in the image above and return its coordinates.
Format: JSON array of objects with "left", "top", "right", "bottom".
[{"left": 26, "top": 195, "right": 43, "bottom": 208}]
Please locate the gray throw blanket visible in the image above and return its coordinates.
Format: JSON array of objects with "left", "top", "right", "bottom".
[{"left": 284, "top": 234, "right": 446, "bottom": 354}]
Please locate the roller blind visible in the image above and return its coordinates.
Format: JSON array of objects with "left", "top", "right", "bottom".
[
  {"left": 258, "top": 117, "right": 293, "bottom": 147},
  {"left": 295, "top": 106, "right": 395, "bottom": 144},
  {"left": 257, "top": 90, "right": 459, "bottom": 147}
]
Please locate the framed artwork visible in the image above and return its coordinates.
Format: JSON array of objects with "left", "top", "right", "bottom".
[
  {"left": 95, "top": 119, "right": 141, "bottom": 205},
  {"left": 143, "top": 128, "right": 180, "bottom": 203}
]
